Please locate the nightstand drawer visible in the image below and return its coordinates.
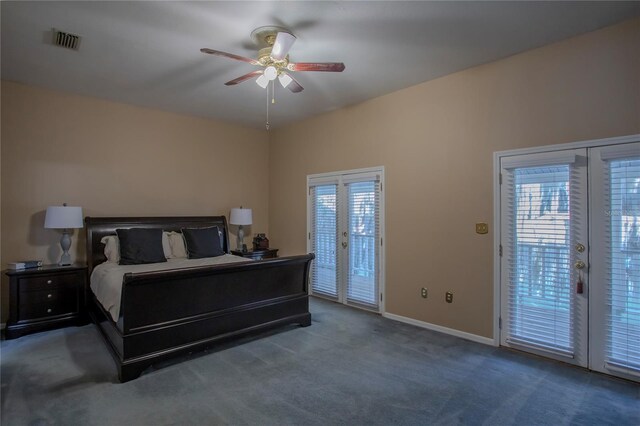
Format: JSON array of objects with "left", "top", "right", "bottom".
[
  {"left": 18, "top": 272, "right": 80, "bottom": 292},
  {"left": 18, "top": 288, "right": 79, "bottom": 321}
]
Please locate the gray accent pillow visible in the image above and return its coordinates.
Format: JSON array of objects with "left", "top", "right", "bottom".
[
  {"left": 181, "top": 227, "right": 224, "bottom": 259},
  {"left": 116, "top": 228, "right": 167, "bottom": 265}
]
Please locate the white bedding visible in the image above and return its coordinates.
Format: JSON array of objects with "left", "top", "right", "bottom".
[{"left": 90, "top": 254, "right": 251, "bottom": 322}]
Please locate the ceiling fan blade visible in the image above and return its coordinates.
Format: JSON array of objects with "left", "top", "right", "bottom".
[
  {"left": 270, "top": 32, "right": 296, "bottom": 61},
  {"left": 288, "top": 62, "right": 345, "bottom": 72},
  {"left": 225, "top": 70, "right": 263, "bottom": 86},
  {"left": 286, "top": 75, "right": 304, "bottom": 93},
  {"left": 200, "top": 48, "right": 258, "bottom": 65}
]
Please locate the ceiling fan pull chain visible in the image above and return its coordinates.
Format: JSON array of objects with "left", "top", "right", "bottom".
[{"left": 265, "top": 82, "right": 270, "bottom": 130}]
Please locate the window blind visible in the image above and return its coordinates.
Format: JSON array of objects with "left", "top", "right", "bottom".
[
  {"left": 505, "top": 165, "right": 576, "bottom": 355},
  {"left": 605, "top": 157, "right": 640, "bottom": 373},
  {"left": 345, "top": 180, "right": 380, "bottom": 309},
  {"left": 309, "top": 184, "right": 339, "bottom": 299}
]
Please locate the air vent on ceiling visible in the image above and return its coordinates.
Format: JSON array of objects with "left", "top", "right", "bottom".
[{"left": 52, "top": 28, "right": 81, "bottom": 51}]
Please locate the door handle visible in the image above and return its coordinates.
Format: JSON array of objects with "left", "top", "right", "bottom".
[
  {"left": 575, "top": 260, "right": 586, "bottom": 270},
  {"left": 342, "top": 242, "right": 348, "bottom": 248}
]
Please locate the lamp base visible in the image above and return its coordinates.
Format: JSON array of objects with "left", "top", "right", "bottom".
[
  {"left": 58, "top": 230, "right": 73, "bottom": 266},
  {"left": 236, "top": 225, "right": 245, "bottom": 251},
  {"left": 58, "top": 253, "right": 72, "bottom": 266}
]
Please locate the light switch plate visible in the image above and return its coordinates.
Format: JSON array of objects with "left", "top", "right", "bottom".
[{"left": 476, "top": 223, "right": 488, "bottom": 234}]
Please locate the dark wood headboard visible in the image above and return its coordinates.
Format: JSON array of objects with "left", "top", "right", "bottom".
[{"left": 84, "top": 216, "right": 229, "bottom": 275}]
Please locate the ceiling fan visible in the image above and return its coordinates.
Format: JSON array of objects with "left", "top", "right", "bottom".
[{"left": 201, "top": 26, "right": 345, "bottom": 93}]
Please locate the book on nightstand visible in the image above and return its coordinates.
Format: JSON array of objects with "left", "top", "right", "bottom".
[{"left": 7, "top": 260, "right": 43, "bottom": 270}]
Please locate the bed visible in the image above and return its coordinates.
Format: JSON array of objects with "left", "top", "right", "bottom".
[{"left": 85, "top": 216, "right": 314, "bottom": 382}]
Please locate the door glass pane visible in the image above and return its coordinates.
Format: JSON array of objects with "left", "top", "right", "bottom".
[
  {"left": 346, "top": 181, "right": 378, "bottom": 308},
  {"left": 607, "top": 158, "right": 640, "bottom": 371},
  {"left": 508, "top": 166, "right": 573, "bottom": 353},
  {"left": 311, "top": 185, "right": 338, "bottom": 298}
]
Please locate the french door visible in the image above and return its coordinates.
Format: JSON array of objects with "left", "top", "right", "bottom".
[
  {"left": 499, "top": 141, "right": 640, "bottom": 381},
  {"left": 307, "top": 168, "right": 384, "bottom": 312},
  {"left": 500, "top": 149, "right": 589, "bottom": 367}
]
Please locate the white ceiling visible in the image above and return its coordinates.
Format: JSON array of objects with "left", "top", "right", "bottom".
[{"left": 2, "top": 1, "right": 639, "bottom": 130}]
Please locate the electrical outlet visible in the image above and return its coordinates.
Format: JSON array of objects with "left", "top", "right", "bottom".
[
  {"left": 421, "top": 288, "right": 428, "bottom": 298},
  {"left": 446, "top": 292, "right": 454, "bottom": 303}
]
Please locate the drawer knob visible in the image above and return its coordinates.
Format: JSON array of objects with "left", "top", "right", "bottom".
[
  {"left": 47, "top": 293, "right": 52, "bottom": 298},
  {"left": 47, "top": 308, "right": 52, "bottom": 313},
  {"left": 47, "top": 280, "right": 53, "bottom": 284}
]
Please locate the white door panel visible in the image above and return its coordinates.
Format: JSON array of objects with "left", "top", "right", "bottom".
[{"left": 500, "top": 149, "right": 588, "bottom": 367}]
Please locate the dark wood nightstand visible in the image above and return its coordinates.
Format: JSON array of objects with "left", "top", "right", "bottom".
[
  {"left": 231, "top": 249, "right": 279, "bottom": 260},
  {"left": 4, "top": 264, "right": 88, "bottom": 339}
]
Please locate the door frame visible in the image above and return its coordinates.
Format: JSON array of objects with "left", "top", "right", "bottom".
[
  {"left": 307, "top": 166, "right": 386, "bottom": 314},
  {"left": 493, "top": 134, "right": 640, "bottom": 346}
]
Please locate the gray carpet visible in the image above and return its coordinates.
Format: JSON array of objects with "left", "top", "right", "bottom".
[{"left": 1, "top": 297, "right": 638, "bottom": 426}]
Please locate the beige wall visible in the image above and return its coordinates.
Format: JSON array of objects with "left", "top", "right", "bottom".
[
  {"left": 268, "top": 18, "right": 640, "bottom": 338},
  {"left": 1, "top": 82, "right": 269, "bottom": 320}
]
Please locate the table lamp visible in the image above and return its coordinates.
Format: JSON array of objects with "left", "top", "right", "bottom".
[
  {"left": 45, "top": 203, "right": 83, "bottom": 265},
  {"left": 229, "top": 207, "right": 252, "bottom": 251}
]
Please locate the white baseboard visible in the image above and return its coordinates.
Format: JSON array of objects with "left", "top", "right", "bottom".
[{"left": 383, "top": 312, "right": 496, "bottom": 346}]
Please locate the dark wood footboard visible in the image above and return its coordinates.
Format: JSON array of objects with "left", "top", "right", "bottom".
[
  {"left": 85, "top": 216, "right": 314, "bottom": 382},
  {"left": 89, "top": 255, "right": 313, "bottom": 382}
]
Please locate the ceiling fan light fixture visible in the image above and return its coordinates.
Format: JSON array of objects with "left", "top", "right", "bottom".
[
  {"left": 278, "top": 72, "right": 293, "bottom": 88},
  {"left": 256, "top": 74, "right": 269, "bottom": 88},
  {"left": 264, "top": 65, "right": 278, "bottom": 81}
]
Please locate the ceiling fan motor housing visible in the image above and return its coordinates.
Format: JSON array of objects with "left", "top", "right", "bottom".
[{"left": 258, "top": 47, "right": 289, "bottom": 69}]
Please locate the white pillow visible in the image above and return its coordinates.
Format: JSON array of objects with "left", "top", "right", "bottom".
[
  {"left": 162, "top": 231, "right": 173, "bottom": 259},
  {"left": 101, "top": 235, "right": 120, "bottom": 263},
  {"left": 167, "top": 231, "right": 188, "bottom": 258}
]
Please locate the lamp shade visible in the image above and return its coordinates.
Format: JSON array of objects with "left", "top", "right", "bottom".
[
  {"left": 44, "top": 206, "right": 83, "bottom": 229},
  {"left": 229, "top": 208, "right": 252, "bottom": 226}
]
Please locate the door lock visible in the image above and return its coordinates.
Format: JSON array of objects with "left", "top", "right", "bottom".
[
  {"left": 342, "top": 242, "right": 348, "bottom": 248},
  {"left": 576, "top": 243, "right": 585, "bottom": 253},
  {"left": 575, "top": 260, "right": 586, "bottom": 270}
]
